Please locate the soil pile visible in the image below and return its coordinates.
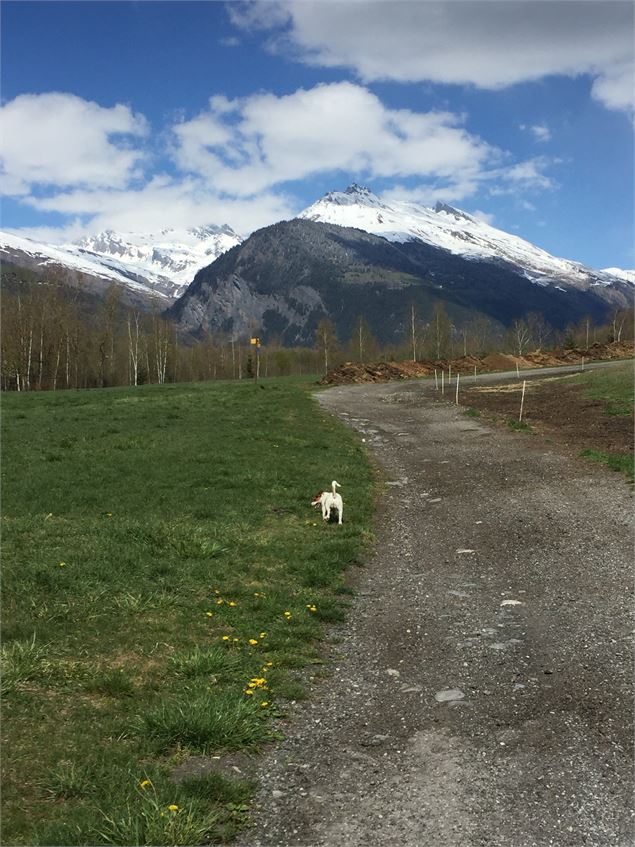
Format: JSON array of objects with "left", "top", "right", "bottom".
[{"left": 319, "top": 342, "right": 633, "bottom": 386}]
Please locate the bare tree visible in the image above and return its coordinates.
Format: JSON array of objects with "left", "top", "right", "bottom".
[
  {"left": 316, "top": 318, "right": 337, "bottom": 375},
  {"left": 512, "top": 318, "right": 532, "bottom": 356}
]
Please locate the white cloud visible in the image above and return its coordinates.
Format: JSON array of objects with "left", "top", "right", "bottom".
[
  {"left": 0, "top": 92, "right": 148, "bottom": 195},
  {"left": 530, "top": 124, "right": 552, "bottom": 143},
  {"left": 24, "top": 175, "right": 297, "bottom": 236},
  {"left": 3, "top": 85, "right": 560, "bottom": 239},
  {"left": 470, "top": 209, "right": 495, "bottom": 226},
  {"left": 231, "top": 1, "right": 634, "bottom": 116},
  {"left": 171, "top": 82, "right": 496, "bottom": 196}
]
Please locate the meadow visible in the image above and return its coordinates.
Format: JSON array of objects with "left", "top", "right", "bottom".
[{"left": 1, "top": 377, "right": 374, "bottom": 845}]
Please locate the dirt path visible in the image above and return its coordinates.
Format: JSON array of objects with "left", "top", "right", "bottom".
[{"left": 240, "top": 374, "right": 633, "bottom": 847}]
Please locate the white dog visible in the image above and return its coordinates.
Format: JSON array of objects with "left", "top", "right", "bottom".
[{"left": 311, "top": 481, "right": 343, "bottom": 524}]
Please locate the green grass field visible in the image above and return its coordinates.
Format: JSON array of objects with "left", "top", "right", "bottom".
[
  {"left": 1, "top": 377, "right": 374, "bottom": 845},
  {"left": 573, "top": 361, "right": 634, "bottom": 414},
  {"left": 573, "top": 363, "right": 634, "bottom": 482}
]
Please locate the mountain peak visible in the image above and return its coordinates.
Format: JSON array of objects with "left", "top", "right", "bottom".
[
  {"left": 344, "top": 183, "right": 374, "bottom": 197},
  {"left": 434, "top": 201, "right": 474, "bottom": 222}
]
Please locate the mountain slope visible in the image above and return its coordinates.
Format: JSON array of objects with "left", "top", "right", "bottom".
[
  {"left": 299, "top": 185, "right": 628, "bottom": 294},
  {"left": 0, "top": 225, "right": 242, "bottom": 306},
  {"left": 168, "top": 217, "right": 632, "bottom": 346}
]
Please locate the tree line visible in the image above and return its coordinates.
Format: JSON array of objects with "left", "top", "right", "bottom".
[{"left": 1, "top": 276, "right": 632, "bottom": 391}]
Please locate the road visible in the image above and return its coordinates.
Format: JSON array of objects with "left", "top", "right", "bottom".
[{"left": 241, "top": 367, "right": 633, "bottom": 847}]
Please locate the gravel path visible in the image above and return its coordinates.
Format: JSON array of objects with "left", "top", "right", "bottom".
[{"left": 239, "top": 375, "right": 633, "bottom": 847}]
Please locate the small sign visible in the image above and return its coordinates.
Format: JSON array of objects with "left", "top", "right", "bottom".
[{"left": 250, "top": 337, "right": 261, "bottom": 347}]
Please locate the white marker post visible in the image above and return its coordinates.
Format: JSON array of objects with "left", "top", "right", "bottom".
[
  {"left": 449, "top": 363, "right": 452, "bottom": 383},
  {"left": 434, "top": 369, "right": 439, "bottom": 390},
  {"left": 581, "top": 357, "right": 585, "bottom": 371},
  {"left": 441, "top": 369, "right": 445, "bottom": 395},
  {"left": 455, "top": 372, "right": 460, "bottom": 405},
  {"left": 474, "top": 364, "right": 477, "bottom": 382},
  {"left": 519, "top": 380, "right": 526, "bottom": 422},
  {"left": 516, "top": 362, "right": 520, "bottom": 378}
]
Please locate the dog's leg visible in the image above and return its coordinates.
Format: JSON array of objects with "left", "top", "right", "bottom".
[{"left": 338, "top": 504, "right": 343, "bottom": 525}]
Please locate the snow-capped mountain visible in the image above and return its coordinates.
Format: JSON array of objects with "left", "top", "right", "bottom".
[
  {"left": 1, "top": 224, "right": 243, "bottom": 304},
  {"left": 298, "top": 184, "right": 627, "bottom": 293},
  {"left": 72, "top": 225, "right": 242, "bottom": 292},
  {"left": 601, "top": 267, "right": 635, "bottom": 285}
]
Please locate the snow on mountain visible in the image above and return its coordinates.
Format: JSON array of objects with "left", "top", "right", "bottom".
[
  {"left": 601, "top": 267, "right": 635, "bottom": 285},
  {"left": 1, "top": 225, "right": 243, "bottom": 302},
  {"left": 71, "top": 225, "right": 242, "bottom": 290},
  {"left": 298, "top": 184, "right": 626, "bottom": 293}
]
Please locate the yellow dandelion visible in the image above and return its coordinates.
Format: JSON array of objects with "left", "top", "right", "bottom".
[
  {"left": 228, "top": 601, "right": 237, "bottom": 607},
  {"left": 167, "top": 804, "right": 179, "bottom": 812},
  {"left": 233, "top": 637, "right": 239, "bottom": 642},
  {"left": 248, "top": 639, "right": 258, "bottom": 646},
  {"left": 216, "top": 599, "right": 224, "bottom": 605},
  {"left": 283, "top": 611, "right": 292, "bottom": 619},
  {"left": 221, "top": 635, "right": 230, "bottom": 641},
  {"left": 244, "top": 689, "right": 254, "bottom": 696},
  {"left": 265, "top": 661, "right": 273, "bottom": 667},
  {"left": 139, "top": 779, "right": 152, "bottom": 789},
  {"left": 206, "top": 611, "right": 213, "bottom": 617},
  {"left": 58, "top": 561, "right": 66, "bottom": 567},
  {"left": 260, "top": 701, "right": 269, "bottom": 708},
  {"left": 214, "top": 589, "right": 220, "bottom": 594},
  {"left": 259, "top": 632, "right": 267, "bottom": 638}
]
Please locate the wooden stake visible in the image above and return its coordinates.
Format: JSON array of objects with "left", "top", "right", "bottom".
[
  {"left": 516, "top": 362, "right": 520, "bottom": 377},
  {"left": 455, "top": 372, "right": 460, "bottom": 405},
  {"left": 581, "top": 357, "right": 585, "bottom": 371},
  {"left": 448, "top": 363, "right": 452, "bottom": 383},
  {"left": 474, "top": 364, "right": 477, "bottom": 382},
  {"left": 441, "top": 369, "right": 445, "bottom": 395},
  {"left": 519, "top": 380, "right": 526, "bottom": 422},
  {"left": 434, "top": 368, "right": 438, "bottom": 390}
]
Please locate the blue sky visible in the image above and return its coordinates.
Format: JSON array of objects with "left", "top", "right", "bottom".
[{"left": 1, "top": 0, "right": 633, "bottom": 269}]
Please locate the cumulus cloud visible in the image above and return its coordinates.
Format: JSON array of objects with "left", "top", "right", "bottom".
[
  {"left": 521, "top": 123, "right": 552, "bottom": 143},
  {"left": 171, "top": 82, "right": 496, "bottom": 196},
  {"left": 24, "top": 175, "right": 297, "bottom": 236},
  {"left": 0, "top": 92, "right": 148, "bottom": 196},
  {"left": 230, "top": 0, "right": 634, "bottom": 116},
  {"left": 3, "top": 85, "right": 560, "bottom": 238}
]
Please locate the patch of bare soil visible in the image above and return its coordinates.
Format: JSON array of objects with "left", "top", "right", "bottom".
[
  {"left": 319, "top": 342, "right": 634, "bottom": 386},
  {"left": 460, "top": 374, "right": 633, "bottom": 457}
]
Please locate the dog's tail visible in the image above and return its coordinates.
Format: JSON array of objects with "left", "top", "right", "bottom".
[{"left": 331, "top": 480, "right": 341, "bottom": 494}]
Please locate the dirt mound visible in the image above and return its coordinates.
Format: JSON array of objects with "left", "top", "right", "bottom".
[
  {"left": 481, "top": 352, "right": 525, "bottom": 371},
  {"left": 319, "top": 361, "right": 410, "bottom": 385},
  {"left": 320, "top": 342, "right": 633, "bottom": 386}
]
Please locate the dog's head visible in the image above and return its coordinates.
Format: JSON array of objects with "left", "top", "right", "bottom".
[{"left": 311, "top": 492, "right": 325, "bottom": 508}]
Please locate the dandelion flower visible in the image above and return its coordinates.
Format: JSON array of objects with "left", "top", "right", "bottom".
[
  {"left": 206, "top": 611, "right": 213, "bottom": 617},
  {"left": 260, "top": 701, "right": 269, "bottom": 708},
  {"left": 244, "top": 689, "right": 254, "bottom": 696},
  {"left": 249, "top": 639, "right": 258, "bottom": 646},
  {"left": 283, "top": 611, "right": 292, "bottom": 619},
  {"left": 259, "top": 632, "right": 267, "bottom": 638},
  {"left": 265, "top": 661, "right": 273, "bottom": 667},
  {"left": 58, "top": 562, "right": 66, "bottom": 567},
  {"left": 139, "top": 779, "right": 152, "bottom": 789},
  {"left": 216, "top": 599, "right": 224, "bottom": 605},
  {"left": 228, "top": 601, "right": 237, "bottom": 607},
  {"left": 168, "top": 804, "right": 179, "bottom": 812},
  {"left": 221, "top": 635, "right": 230, "bottom": 641}
]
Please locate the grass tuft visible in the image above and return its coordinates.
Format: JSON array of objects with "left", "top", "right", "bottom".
[{"left": 140, "top": 690, "right": 272, "bottom": 753}]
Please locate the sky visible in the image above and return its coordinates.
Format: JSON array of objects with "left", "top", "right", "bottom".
[{"left": 1, "top": 0, "right": 633, "bottom": 269}]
